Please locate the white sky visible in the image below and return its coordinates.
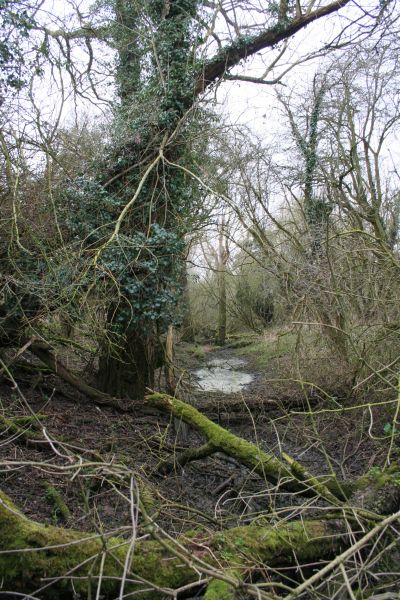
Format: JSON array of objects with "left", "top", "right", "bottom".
[{"left": 29, "top": 0, "right": 378, "bottom": 135}]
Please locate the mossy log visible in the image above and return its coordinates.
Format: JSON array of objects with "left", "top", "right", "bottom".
[
  {"left": 145, "top": 394, "right": 400, "bottom": 515},
  {"left": 1, "top": 477, "right": 400, "bottom": 599},
  {"left": 1, "top": 452, "right": 400, "bottom": 597},
  {"left": 0, "top": 488, "right": 344, "bottom": 599},
  {"left": 146, "top": 393, "right": 348, "bottom": 502},
  {"left": 204, "top": 571, "right": 242, "bottom": 600}
]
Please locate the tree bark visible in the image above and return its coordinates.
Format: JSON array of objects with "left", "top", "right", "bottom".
[
  {"left": 194, "top": 0, "right": 351, "bottom": 94},
  {"left": 98, "top": 331, "right": 156, "bottom": 400},
  {"left": 30, "top": 340, "right": 129, "bottom": 410}
]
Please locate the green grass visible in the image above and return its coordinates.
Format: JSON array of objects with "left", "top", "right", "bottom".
[
  {"left": 191, "top": 345, "right": 206, "bottom": 360},
  {"left": 240, "top": 334, "right": 297, "bottom": 368},
  {"left": 238, "top": 328, "right": 322, "bottom": 369}
]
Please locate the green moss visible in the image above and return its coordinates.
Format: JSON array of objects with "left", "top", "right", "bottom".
[
  {"left": 0, "top": 488, "right": 378, "bottom": 599},
  {"left": 216, "top": 520, "right": 338, "bottom": 567},
  {"left": 137, "top": 476, "right": 156, "bottom": 513},
  {"left": 11, "top": 415, "right": 47, "bottom": 426},
  {"left": 0, "top": 489, "right": 194, "bottom": 598},
  {"left": 191, "top": 344, "right": 206, "bottom": 360},
  {"left": 146, "top": 393, "right": 343, "bottom": 499},
  {"left": 351, "top": 463, "right": 400, "bottom": 515},
  {"left": 205, "top": 578, "right": 236, "bottom": 599},
  {"left": 43, "top": 482, "right": 71, "bottom": 523},
  {"left": 0, "top": 414, "right": 43, "bottom": 441},
  {"left": 241, "top": 332, "right": 297, "bottom": 368}
]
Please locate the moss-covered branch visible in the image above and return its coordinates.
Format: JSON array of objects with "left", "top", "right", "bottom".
[
  {"left": 0, "top": 488, "right": 342, "bottom": 599},
  {"left": 1, "top": 459, "right": 400, "bottom": 599},
  {"left": 158, "top": 441, "right": 217, "bottom": 474},
  {"left": 145, "top": 393, "right": 347, "bottom": 501},
  {"left": 0, "top": 413, "right": 45, "bottom": 443}
]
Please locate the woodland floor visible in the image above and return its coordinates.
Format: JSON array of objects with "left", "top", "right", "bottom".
[{"left": 0, "top": 331, "right": 391, "bottom": 547}]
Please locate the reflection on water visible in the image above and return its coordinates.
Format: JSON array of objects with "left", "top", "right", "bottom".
[{"left": 193, "top": 357, "right": 254, "bottom": 394}]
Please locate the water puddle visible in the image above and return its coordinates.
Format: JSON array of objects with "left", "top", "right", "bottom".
[{"left": 193, "top": 357, "right": 254, "bottom": 394}]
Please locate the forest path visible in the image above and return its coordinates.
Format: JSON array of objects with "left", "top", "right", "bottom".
[{"left": 0, "top": 338, "right": 383, "bottom": 538}]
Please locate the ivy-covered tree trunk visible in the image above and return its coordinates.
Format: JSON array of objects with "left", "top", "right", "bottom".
[
  {"left": 90, "top": 0, "right": 201, "bottom": 398},
  {"left": 60, "top": 0, "right": 357, "bottom": 400}
]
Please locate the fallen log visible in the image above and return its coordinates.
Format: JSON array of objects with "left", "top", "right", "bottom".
[
  {"left": 1, "top": 385, "right": 400, "bottom": 599},
  {"left": 0, "top": 488, "right": 348, "bottom": 599},
  {"left": 1, "top": 464, "right": 399, "bottom": 600},
  {"left": 22, "top": 346, "right": 347, "bottom": 501},
  {"left": 146, "top": 392, "right": 349, "bottom": 502}
]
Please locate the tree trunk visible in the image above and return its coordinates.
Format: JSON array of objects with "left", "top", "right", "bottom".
[
  {"left": 164, "top": 324, "right": 175, "bottom": 394},
  {"left": 98, "top": 331, "right": 157, "bottom": 399},
  {"left": 217, "top": 262, "right": 227, "bottom": 346},
  {"left": 180, "top": 266, "right": 195, "bottom": 342},
  {"left": 217, "top": 222, "right": 228, "bottom": 346},
  {"left": 30, "top": 340, "right": 128, "bottom": 410}
]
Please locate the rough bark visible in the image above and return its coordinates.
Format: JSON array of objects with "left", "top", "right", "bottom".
[{"left": 97, "top": 331, "right": 156, "bottom": 400}]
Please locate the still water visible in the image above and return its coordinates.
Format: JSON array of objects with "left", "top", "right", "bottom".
[{"left": 193, "top": 357, "right": 254, "bottom": 394}]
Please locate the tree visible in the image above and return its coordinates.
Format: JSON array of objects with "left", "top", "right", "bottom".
[
  {"left": 1, "top": 0, "right": 390, "bottom": 398},
  {"left": 199, "top": 217, "right": 231, "bottom": 345},
  {"left": 67, "top": 0, "right": 380, "bottom": 399},
  {"left": 220, "top": 37, "right": 400, "bottom": 387},
  {"left": 278, "top": 74, "right": 331, "bottom": 258}
]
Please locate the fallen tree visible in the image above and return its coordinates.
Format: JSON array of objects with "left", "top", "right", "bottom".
[
  {"left": 1, "top": 388, "right": 400, "bottom": 598},
  {"left": 148, "top": 393, "right": 358, "bottom": 503},
  {"left": 1, "top": 480, "right": 399, "bottom": 600}
]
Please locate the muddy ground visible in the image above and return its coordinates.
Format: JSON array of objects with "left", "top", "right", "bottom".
[{"left": 0, "top": 339, "right": 389, "bottom": 546}]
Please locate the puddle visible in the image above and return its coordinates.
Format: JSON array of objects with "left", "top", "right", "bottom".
[{"left": 193, "top": 357, "right": 254, "bottom": 394}]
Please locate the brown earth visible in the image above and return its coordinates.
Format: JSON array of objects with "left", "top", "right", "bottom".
[{"left": 0, "top": 339, "right": 390, "bottom": 543}]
